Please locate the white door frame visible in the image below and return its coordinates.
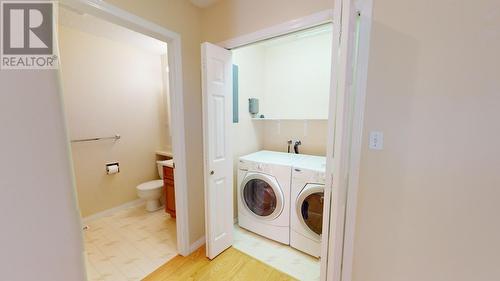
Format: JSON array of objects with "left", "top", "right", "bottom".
[
  {"left": 326, "top": 0, "right": 373, "bottom": 281},
  {"left": 214, "top": 3, "right": 373, "bottom": 280},
  {"left": 59, "top": 0, "right": 191, "bottom": 256}
]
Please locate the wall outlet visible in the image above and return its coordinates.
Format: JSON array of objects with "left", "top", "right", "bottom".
[{"left": 369, "top": 131, "right": 384, "bottom": 150}]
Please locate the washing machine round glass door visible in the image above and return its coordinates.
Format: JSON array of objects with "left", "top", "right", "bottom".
[
  {"left": 296, "top": 184, "right": 324, "bottom": 237},
  {"left": 241, "top": 172, "right": 284, "bottom": 220}
]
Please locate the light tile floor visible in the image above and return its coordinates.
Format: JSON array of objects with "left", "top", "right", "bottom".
[
  {"left": 82, "top": 204, "right": 177, "bottom": 281},
  {"left": 233, "top": 225, "right": 321, "bottom": 281}
]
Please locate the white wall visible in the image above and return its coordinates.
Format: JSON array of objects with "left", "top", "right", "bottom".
[
  {"left": 0, "top": 70, "right": 85, "bottom": 280},
  {"left": 232, "top": 29, "right": 330, "bottom": 157},
  {"left": 233, "top": 26, "right": 332, "bottom": 120},
  {"left": 232, "top": 45, "right": 265, "bottom": 215},
  {"left": 262, "top": 26, "right": 332, "bottom": 119},
  {"left": 232, "top": 45, "right": 266, "bottom": 154},
  {"left": 59, "top": 24, "right": 169, "bottom": 217}
]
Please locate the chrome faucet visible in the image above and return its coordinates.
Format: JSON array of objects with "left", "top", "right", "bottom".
[{"left": 294, "top": 140, "right": 302, "bottom": 154}]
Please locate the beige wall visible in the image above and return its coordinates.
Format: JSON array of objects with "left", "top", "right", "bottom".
[
  {"left": 352, "top": 0, "right": 500, "bottom": 280},
  {"left": 0, "top": 70, "right": 85, "bottom": 280},
  {"left": 105, "top": 0, "right": 205, "bottom": 244},
  {"left": 263, "top": 120, "right": 328, "bottom": 156},
  {"left": 59, "top": 25, "right": 169, "bottom": 217},
  {"left": 201, "top": 0, "right": 333, "bottom": 42}
]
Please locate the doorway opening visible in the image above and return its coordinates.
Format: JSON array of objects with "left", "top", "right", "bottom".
[
  {"left": 231, "top": 24, "right": 332, "bottom": 281},
  {"left": 203, "top": 22, "right": 333, "bottom": 281},
  {"left": 57, "top": 1, "right": 190, "bottom": 279},
  {"left": 201, "top": 4, "right": 374, "bottom": 281}
]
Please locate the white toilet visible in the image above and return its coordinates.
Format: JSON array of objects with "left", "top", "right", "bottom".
[{"left": 136, "top": 159, "right": 174, "bottom": 212}]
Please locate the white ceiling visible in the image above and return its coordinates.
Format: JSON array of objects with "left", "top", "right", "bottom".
[
  {"left": 59, "top": 6, "right": 168, "bottom": 55},
  {"left": 190, "top": 0, "right": 221, "bottom": 8}
]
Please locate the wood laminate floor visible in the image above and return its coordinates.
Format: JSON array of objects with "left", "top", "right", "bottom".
[{"left": 143, "top": 246, "right": 297, "bottom": 281}]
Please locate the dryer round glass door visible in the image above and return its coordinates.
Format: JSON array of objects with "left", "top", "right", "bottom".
[
  {"left": 241, "top": 173, "right": 284, "bottom": 220},
  {"left": 297, "top": 184, "right": 324, "bottom": 237}
]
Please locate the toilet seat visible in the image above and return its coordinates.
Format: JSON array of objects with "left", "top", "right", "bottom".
[{"left": 137, "top": 180, "right": 163, "bottom": 191}]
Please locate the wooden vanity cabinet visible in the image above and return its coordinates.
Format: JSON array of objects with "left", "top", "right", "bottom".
[{"left": 163, "top": 166, "right": 176, "bottom": 218}]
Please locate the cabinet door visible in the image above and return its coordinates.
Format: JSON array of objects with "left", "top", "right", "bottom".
[
  {"left": 163, "top": 166, "right": 174, "bottom": 180},
  {"left": 164, "top": 178, "right": 176, "bottom": 217}
]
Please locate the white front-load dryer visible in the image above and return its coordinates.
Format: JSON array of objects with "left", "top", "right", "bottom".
[
  {"left": 238, "top": 151, "right": 297, "bottom": 244},
  {"left": 290, "top": 154, "right": 326, "bottom": 257}
]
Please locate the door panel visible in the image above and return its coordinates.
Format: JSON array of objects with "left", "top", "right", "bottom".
[
  {"left": 213, "top": 177, "right": 227, "bottom": 239},
  {"left": 213, "top": 96, "right": 225, "bottom": 160},
  {"left": 202, "top": 42, "right": 233, "bottom": 260}
]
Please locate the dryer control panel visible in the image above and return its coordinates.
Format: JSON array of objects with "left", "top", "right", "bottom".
[{"left": 292, "top": 168, "right": 326, "bottom": 184}]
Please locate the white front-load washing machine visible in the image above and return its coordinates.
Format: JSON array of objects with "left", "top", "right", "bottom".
[
  {"left": 238, "top": 150, "right": 298, "bottom": 244},
  {"left": 290, "top": 154, "right": 326, "bottom": 257}
]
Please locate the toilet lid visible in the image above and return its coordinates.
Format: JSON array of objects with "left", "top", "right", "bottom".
[{"left": 137, "top": 180, "right": 164, "bottom": 191}]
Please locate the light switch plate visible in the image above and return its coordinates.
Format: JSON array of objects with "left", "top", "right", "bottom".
[{"left": 369, "top": 131, "right": 384, "bottom": 150}]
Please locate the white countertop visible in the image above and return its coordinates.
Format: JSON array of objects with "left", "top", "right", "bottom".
[
  {"left": 156, "top": 150, "right": 173, "bottom": 157},
  {"left": 158, "top": 159, "right": 174, "bottom": 168}
]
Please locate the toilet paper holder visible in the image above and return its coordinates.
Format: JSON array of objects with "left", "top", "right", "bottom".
[{"left": 106, "top": 162, "right": 120, "bottom": 174}]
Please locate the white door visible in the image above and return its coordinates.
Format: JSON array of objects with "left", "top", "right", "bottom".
[{"left": 201, "top": 42, "right": 234, "bottom": 259}]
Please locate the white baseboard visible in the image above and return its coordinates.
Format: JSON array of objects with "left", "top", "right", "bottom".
[
  {"left": 189, "top": 236, "right": 206, "bottom": 254},
  {"left": 82, "top": 199, "right": 144, "bottom": 224}
]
